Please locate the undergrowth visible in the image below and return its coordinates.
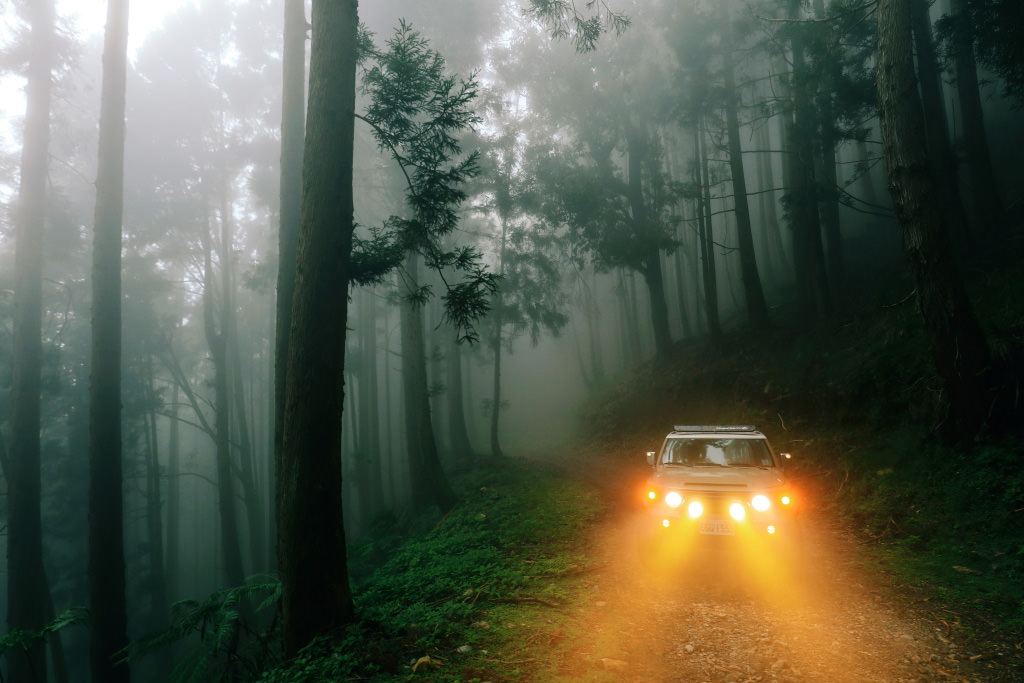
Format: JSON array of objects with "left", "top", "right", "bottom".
[{"left": 260, "top": 459, "right": 604, "bottom": 682}]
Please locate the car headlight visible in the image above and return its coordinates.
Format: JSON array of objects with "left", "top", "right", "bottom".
[
  {"left": 687, "top": 501, "right": 703, "bottom": 519},
  {"left": 664, "top": 491, "right": 683, "bottom": 508},
  {"left": 751, "top": 494, "right": 770, "bottom": 512},
  {"left": 729, "top": 502, "right": 746, "bottom": 522}
]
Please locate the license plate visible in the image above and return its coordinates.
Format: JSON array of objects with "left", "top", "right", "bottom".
[{"left": 699, "top": 518, "right": 734, "bottom": 535}]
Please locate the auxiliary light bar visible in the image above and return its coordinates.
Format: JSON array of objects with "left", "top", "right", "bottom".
[{"left": 671, "top": 424, "right": 757, "bottom": 433}]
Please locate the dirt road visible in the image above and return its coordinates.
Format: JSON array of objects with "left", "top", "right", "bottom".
[{"left": 536, "top": 454, "right": 1018, "bottom": 682}]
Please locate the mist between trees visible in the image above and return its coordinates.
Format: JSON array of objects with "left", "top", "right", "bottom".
[{"left": 1, "top": 0, "right": 1022, "bottom": 679}]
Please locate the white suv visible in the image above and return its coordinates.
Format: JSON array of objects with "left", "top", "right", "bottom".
[{"left": 643, "top": 425, "right": 797, "bottom": 538}]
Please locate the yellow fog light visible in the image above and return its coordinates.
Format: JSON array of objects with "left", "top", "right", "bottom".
[
  {"left": 687, "top": 501, "right": 703, "bottom": 519},
  {"left": 665, "top": 491, "right": 683, "bottom": 508},
  {"left": 780, "top": 495, "right": 792, "bottom": 506},
  {"left": 766, "top": 525, "right": 776, "bottom": 534},
  {"left": 752, "top": 494, "right": 770, "bottom": 512},
  {"left": 729, "top": 503, "right": 746, "bottom": 522},
  {"left": 662, "top": 519, "right": 671, "bottom": 528},
  {"left": 647, "top": 490, "right": 657, "bottom": 501}
]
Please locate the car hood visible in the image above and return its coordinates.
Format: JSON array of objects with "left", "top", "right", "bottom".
[{"left": 651, "top": 467, "right": 785, "bottom": 491}]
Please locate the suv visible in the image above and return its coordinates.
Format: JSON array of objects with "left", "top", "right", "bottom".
[{"left": 643, "top": 425, "right": 796, "bottom": 538}]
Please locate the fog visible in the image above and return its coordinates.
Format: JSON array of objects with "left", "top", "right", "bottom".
[{"left": 1, "top": 0, "right": 1021, "bottom": 679}]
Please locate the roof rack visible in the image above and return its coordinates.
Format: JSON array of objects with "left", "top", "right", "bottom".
[{"left": 671, "top": 425, "right": 758, "bottom": 433}]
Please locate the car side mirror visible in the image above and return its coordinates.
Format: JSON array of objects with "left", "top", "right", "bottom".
[{"left": 646, "top": 451, "right": 656, "bottom": 466}]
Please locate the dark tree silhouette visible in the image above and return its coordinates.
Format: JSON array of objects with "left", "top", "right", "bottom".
[
  {"left": 7, "top": 0, "right": 54, "bottom": 681},
  {"left": 274, "top": 0, "right": 306, "bottom": 572},
  {"left": 88, "top": 0, "right": 131, "bottom": 680},
  {"left": 876, "top": 0, "right": 995, "bottom": 442},
  {"left": 277, "top": 0, "right": 359, "bottom": 657}
]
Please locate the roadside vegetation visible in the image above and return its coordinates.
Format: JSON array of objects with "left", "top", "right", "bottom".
[
  {"left": 108, "top": 228, "right": 1021, "bottom": 682},
  {"left": 258, "top": 460, "right": 609, "bottom": 682}
]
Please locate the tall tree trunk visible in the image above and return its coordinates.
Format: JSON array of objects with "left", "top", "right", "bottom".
[
  {"left": 722, "top": 20, "right": 771, "bottom": 330},
  {"left": 219, "top": 187, "right": 265, "bottom": 573},
  {"left": 787, "top": 0, "right": 831, "bottom": 321},
  {"left": 877, "top": 0, "right": 995, "bottom": 442},
  {"left": 624, "top": 125, "right": 673, "bottom": 355},
  {"left": 950, "top": 0, "right": 1004, "bottom": 237},
  {"left": 447, "top": 333, "right": 475, "bottom": 468},
  {"left": 754, "top": 121, "right": 787, "bottom": 278},
  {"left": 401, "top": 252, "right": 458, "bottom": 509},
  {"left": 274, "top": 0, "right": 307, "bottom": 574},
  {"left": 489, "top": 212, "right": 507, "bottom": 459},
  {"left": 812, "top": 0, "right": 846, "bottom": 293},
  {"left": 356, "top": 290, "right": 383, "bottom": 521},
  {"left": 203, "top": 222, "right": 246, "bottom": 588},
  {"left": 7, "top": 0, "right": 52, "bottom": 680},
  {"left": 230, "top": 336, "right": 265, "bottom": 572},
  {"left": 88, "top": 1, "right": 130, "bottom": 680},
  {"left": 696, "top": 123, "right": 722, "bottom": 342},
  {"left": 619, "top": 269, "right": 643, "bottom": 363},
  {"left": 278, "top": 0, "right": 358, "bottom": 656},
  {"left": 165, "top": 383, "right": 181, "bottom": 602},
  {"left": 640, "top": 255, "right": 673, "bottom": 357},
  {"left": 909, "top": 0, "right": 972, "bottom": 250},
  {"left": 143, "top": 357, "right": 168, "bottom": 625}
]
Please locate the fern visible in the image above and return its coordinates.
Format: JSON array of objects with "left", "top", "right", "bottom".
[
  {"left": 0, "top": 607, "right": 88, "bottom": 658},
  {"left": 122, "top": 580, "right": 281, "bottom": 683}
]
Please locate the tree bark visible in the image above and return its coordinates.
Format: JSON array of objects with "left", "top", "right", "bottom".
[
  {"left": 876, "top": 0, "right": 995, "bottom": 442},
  {"left": 278, "top": 0, "right": 358, "bottom": 657},
  {"left": 273, "top": 0, "right": 307, "bottom": 574},
  {"left": 401, "top": 252, "right": 458, "bottom": 509},
  {"left": 88, "top": 0, "right": 131, "bottom": 680}
]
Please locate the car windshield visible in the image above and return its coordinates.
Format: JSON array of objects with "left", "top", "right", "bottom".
[{"left": 660, "top": 437, "right": 773, "bottom": 468}]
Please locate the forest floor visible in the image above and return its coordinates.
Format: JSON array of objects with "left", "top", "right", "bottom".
[{"left": 520, "top": 447, "right": 1022, "bottom": 683}]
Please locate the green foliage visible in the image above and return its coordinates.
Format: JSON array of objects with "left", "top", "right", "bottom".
[
  {"left": 354, "top": 21, "right": 497, "bottom": 341},
  {"left": 260, "top": 461, "right": 603, "bottom": 681},
  {"left": 524, "top": 0, "right": 631, "bottom": 53},
  {"left": 122, "top": 581, "right": 281, "bottom": 683},
  {"left": 839, "top": 435, "right": 1024, "bottom": 634},
  {"left": 0, "top": 607, "right": 88, "bottom": 660},
  {"left": 937, "top": 0, "right": 1024, "bottom": 105}
]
